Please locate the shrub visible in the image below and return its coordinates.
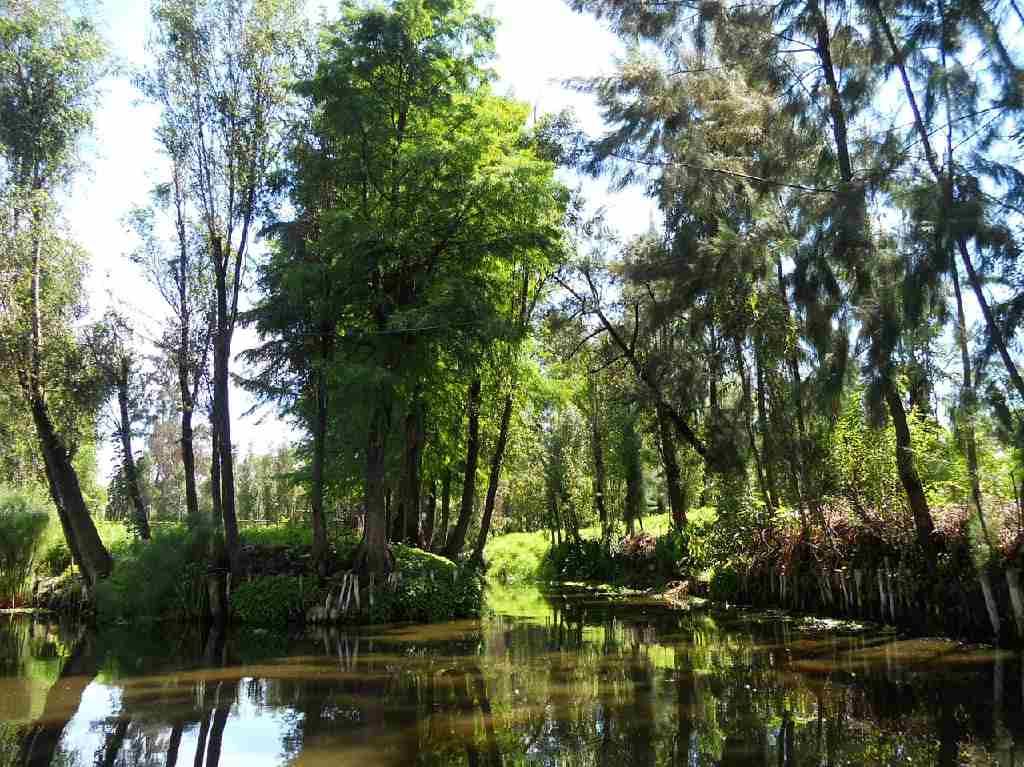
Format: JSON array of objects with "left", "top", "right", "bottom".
[
  {"left": 379, "top": 545, "right": 483, "bottom": 623},
  {"left": 96, "top": 524, "right": 210, "bottom": 622},
  {"left": 0, "top": 487, "right": 50, "bottom": 606},
  {"left": 36, "top": 541, "right": 72, "bottom": 577},
  {"left": 230, "top": 575, "right": 322, "bottom": 625},
  {"left": 709, "top": 566, "right": 741, "bottom": 601}
]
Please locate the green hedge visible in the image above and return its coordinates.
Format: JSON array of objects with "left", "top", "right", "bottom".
[{"left": 0, "top": 487, "right": 50, "bottom": 606}]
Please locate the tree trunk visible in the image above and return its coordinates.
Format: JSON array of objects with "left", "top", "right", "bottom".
[
  {"left": 471, "top": 391, "right": 514, "bottom": 566},
  {"left": 29, "top": 397, "right": 112, "bottom": 589},
  {"left": 777, "top": 255, "right": 814, "bottom": 537},
  {"left": 310, "top": 374, "right": 329, "bottom": 570},
  {"left": 117, "top": 360, "right": 150, "bottom": 540},
  {"left": 952, "top": 266, "right": 991, "bottom": 546},
  {"left": 422, "top": 479, "right": 437, "bottom": 550},
  {"left": 656, "top": 401, "right": 687, "bottom": 529},
  {"left": 884, "top": 382, "right": 935, "bottom": 550},
  {"left": 754, "top": 339, "right": 780, "bottom": 511},
  {"left": 355, "top": 395, "right": 393, "bottom": 575},
  {"left": 212, "top": 239, "right": 239, "bottom": 570},
  {"left": 437, "top": 468, "right": 452, "bottom": 553},
  {"left": 736, "top": 337, "right": 774, "bottom": 516},
  {"left": 180, "top": 400, "right": 200, "bottom": 527},
  {"left": 589, "top": 377, "right": 609, "bottom": 539},
  {"left": 394, "top": 397, "right": 424, "bottom": 544},
  {"left": 446, "top": 377, "right": 482, "bottom": 560}
]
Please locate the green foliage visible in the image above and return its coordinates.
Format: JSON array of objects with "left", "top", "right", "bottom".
[
  {"left": 0, "top": 486, "right": 49, "bottom": 605},
  {"left": 95, "top": 525, "right": 210, "bottom": 622},
  {"left": 36, "top": 541, "right": 71, "bottom": 577},
  {"left": 484, "top": 531, "right": 553, "bottom": 584},
  {"left": 709, "top": 566, "right": 741, "bottom": 602},
  {"left": 230, "top": 575, "right": 321, "bottom": 626},
  {"left": 371, "top": 545, "right": 483, "bottom": 623}
]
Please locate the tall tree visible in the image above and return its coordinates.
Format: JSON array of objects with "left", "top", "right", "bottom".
[
  {"left": 0, "top": 0, "right": 112, "bottom": 589},
  {"left": 284, "top": 0, "right": 565, "bottom": 574},
  {"left": 143, "top": 0, "right": 306, "bottom": 568}
]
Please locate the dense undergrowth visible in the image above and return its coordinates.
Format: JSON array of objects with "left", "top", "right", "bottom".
[{"left": 2, "top": 506, "right": 482, "bottom": 626}]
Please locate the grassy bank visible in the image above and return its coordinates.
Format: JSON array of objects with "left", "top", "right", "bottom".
[{"left": 24, "top": 521, "right": 482, "bottom": 627}]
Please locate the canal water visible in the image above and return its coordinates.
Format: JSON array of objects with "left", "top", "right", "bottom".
[{"left": 1, "top": 584, "right": 1022, "bottom": 766}]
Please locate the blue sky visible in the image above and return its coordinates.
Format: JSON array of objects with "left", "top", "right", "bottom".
[{"left": 72, "top": 0, "right": 655, "bottom": 474}]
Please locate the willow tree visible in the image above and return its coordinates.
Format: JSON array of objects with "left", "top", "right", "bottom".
[
  {"left": 0, "top": 0, "right": 112, "bottom": 588},
  {"left": 142, "top": 0, "right": 306, "bottom": 567}
]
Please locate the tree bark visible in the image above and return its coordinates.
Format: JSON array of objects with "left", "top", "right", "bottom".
[
  {"left": 736, "top": 337, "right": 774, "bottom": 516},
  {"left": 422, "top": 479, "right": 437, "bottom": 550},
  {"left": 437, "top": 468, "right": 452, "bottom": 553},
  {"left": 212, "top": 237, "right": 239, "bottom": 570},
  {"left": 394, "top": 397, "right": 424, "bottom": 544},
  {"left": 446, "top": 377, "right": 482, "bottom": 560},
  {"left": 588, "top": 376, "right": 609, "bottom": 539},
  {"left": 471, "top": 391, "right": 514, "bottom": 566},
  {"left": 29, "top": 397, "right": 111, "bottom": 589},
  {"left": 656, "top": 400, "right": 687, "bottom": 529},
  {"left": 754, "top": 339, "right": 780, "bottom": 511},
  {"left": 355, "top": 395, "right": 393, "bottom": 575},
  {"left": 885, "top": 383, "right": 935, "bottom": 549},
  {"left": 310, "top": 372, "right": 329, "bottom": 570},
  {"left": 116, "top": 358, "right": 150, "bottom": 540}
]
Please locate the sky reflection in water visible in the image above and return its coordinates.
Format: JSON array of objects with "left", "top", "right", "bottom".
[{"left": 1, "top": 585, "right": 1022, "bottom": 766}]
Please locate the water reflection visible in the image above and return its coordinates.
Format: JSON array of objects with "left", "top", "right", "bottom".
[{"left": 2, "top": 588, "right": 1024, "bottom": 766}]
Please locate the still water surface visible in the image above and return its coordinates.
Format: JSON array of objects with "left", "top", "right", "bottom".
[{"left": 2, "top": 585, "right": 1023, "bottom": 766}]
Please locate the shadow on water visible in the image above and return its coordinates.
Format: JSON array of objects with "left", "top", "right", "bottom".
[{"left": 2, "top": 588, "right": 1024, "bottom": 766}]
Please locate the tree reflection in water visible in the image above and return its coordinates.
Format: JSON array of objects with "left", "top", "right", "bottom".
[{"left": 2, "top": 594, "right": 1024, "bottom": 766}]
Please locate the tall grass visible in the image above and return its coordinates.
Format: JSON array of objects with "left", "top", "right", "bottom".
[{"left": 0, "top": 486, "right": 50, "bottom": 606}]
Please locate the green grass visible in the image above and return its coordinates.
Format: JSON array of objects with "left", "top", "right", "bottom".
[{"left": 485, "top": 509, "right": 719, "bottom": 584}]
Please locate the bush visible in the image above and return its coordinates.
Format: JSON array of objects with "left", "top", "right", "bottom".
[
  {"left": 36, "top": 541, "right": 72, "bottom": 577},
  {"left": 542, "top": 539, "right": 616, "bottom": 581},
  {"left": 709, "top": 566, "right": 741, "bottom": 601},
  {"left": 230, "top": 574, "right": 322, "bottom": 625},
  {"left": 96, "top": 524, "right": 210, "bottom": 622},
  {"left": 373, "top": 545, "right": 483, "bottom": 623},
  {"left": 0, "top": 487, "right": 50, "bottom": 606}
]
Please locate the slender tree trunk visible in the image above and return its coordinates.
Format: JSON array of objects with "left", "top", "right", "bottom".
[
  {"left": 180, "top": 400, "right": 200, "bottom": 527},
  {"left": 656, "top": 401, "right": 687, "bottom": 529},
  {"left": 884, "top": 383, "right": 935, "bottom": 549},
  {"left": 754, "top": 340, "right": 780, "bottom": 511},
  {"left": 117, "top": 360, "right": 150, "bottom": 540},
  {"left": 212, "top": 238, "right": 239, "bottom": 569},
  {"left": 310, "top": 374, "right": 329, "bottom": 570},
  {"left": 210, "top": 422, "right": 222, "bottom": 525},
  {"left": 446, "top": 377, "right": 482, "bottom": 560},
  {"left": 422, "top": 479, "right": 437, "bottom": 550},
  {"left": 472, "top": 391, "right": 515, "bottom": 566},
  {"left": 736, "top": 337, "right": 774, "bottom": 516},
  {"left": 953, "top": 265, "right": 991, "bottom": 546},
  {"left": 356, "top": 395, "right": 392, "bottom": 575},
  {"left": 588, "top": 377, "right": 609, "bottom": 539},
  {"left": 437, "top": 468, "right": 452, "bottom": 553}
]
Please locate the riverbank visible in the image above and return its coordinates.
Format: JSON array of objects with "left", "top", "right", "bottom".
[
  {"left": 484, "top": 505, "right": 1024, "bottom": 645},
  {"left": 24, "top": 523, "right": 483, "bottom": 627}
]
